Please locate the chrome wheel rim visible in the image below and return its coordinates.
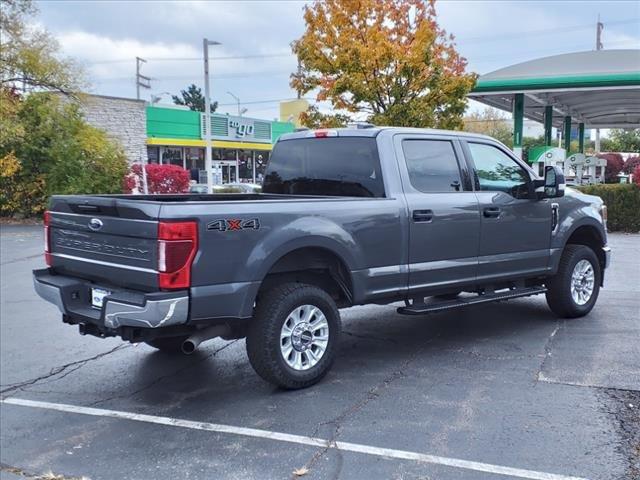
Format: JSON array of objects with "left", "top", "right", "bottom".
[
  {"left": 280, "top": 304, "right": 329, "bottom": 371},
  {"left": 571, "top": 259, "right": 595, "bottom": 306}
]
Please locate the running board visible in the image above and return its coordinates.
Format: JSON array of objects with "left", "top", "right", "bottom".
[{"left": 397, "top": 286, "right": 547, "bottom": 315}]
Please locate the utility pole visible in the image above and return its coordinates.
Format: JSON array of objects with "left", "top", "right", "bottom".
[
  {"left": 203, "top": 39, "right": 221, "bottom": 192},
  {"left": 595, "top": 16, "right": 604, "bottom": 152},
  {"left": 135, "top": 57, "right": 151, "bottom": 100}
]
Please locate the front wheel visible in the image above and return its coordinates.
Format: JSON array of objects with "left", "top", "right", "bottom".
[
  {"left": 246, "top": 282, "right": 341, "bottom": 389},
  {"left": 546, "top": 245, "right": 601, "bottom": 318}
]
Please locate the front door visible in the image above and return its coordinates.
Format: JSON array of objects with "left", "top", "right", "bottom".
[
  {"left": 396, "top": 136, "right": 481, "bottom": 294},
  {"left": 463, "top": 141, "right": 552, "bottom": 282}
]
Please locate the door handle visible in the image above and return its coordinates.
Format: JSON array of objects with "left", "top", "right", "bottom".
[
  {"left": 412, "top": 209, "right": 434, "bottom": 222},
  {"left": 483, "top": 207, "right": 501, "bottom": 218}
]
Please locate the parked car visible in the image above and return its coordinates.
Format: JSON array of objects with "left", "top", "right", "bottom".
[{"left": 34, "top": 127, "right": 610, "bottom": 389}]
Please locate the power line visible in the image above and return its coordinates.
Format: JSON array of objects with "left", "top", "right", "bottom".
[
  {"left": 89, "top": 52, "right": 292, "bottom": 65},
  {"left": 459, "top": 18, "right": 639, "bottom": 43}
]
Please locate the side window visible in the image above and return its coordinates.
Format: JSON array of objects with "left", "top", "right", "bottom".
[
  {"left": 402, "top": 140, "right": 462, "bottom": 193},
  {"left": 468, "top": 143, "right": 531, "bottom": 198}
]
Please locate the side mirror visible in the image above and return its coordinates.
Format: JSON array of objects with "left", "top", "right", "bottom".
[{"left": 535, "top": 166, "right": 565, "bottom": 199}]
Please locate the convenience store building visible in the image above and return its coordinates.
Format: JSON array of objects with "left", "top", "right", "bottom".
[{"left": 146, "top": 104, "right": 295, "bottom": 184}]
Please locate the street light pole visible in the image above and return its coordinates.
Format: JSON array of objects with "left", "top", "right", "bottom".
[
  {"left": 203, "top": 38, "right": 221, "bottom": 192},
  {"left": 227, "top": 91, "right": 241, "bottom": 116}
]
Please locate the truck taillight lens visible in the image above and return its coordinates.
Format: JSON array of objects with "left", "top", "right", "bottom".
[
  {"left": 158, "top": 221, "right": 198, "bottom": 290},
  {"left": 44, "top": 210, "right": 51, "bottom": 266}
]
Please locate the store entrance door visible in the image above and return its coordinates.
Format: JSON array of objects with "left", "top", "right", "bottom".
[{"left": 221, "top": 161, "right": 237, "bottom": 184}]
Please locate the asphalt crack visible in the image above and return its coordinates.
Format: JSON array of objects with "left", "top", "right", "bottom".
[
  {"left": 293, "top": 333, "right": 440, "bottom": 479},
  {"left": 0, "top": 344, "right": 130, "bottom": 397},
  {"left": 88, "top": 339, "right": 239, "bottom": 407},
  {"left": 535, "top": 320, "right": 563, "bottom": 383}
]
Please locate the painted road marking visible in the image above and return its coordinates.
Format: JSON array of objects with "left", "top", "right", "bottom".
[{"left": 1, "top": 397, "right": 589, "bottom": 480}]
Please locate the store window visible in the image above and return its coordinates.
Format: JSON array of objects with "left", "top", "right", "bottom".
[
  {"left": 147, "top": 146, "right": 159, "bottom": 164},
  {"left": 254, "top": 152, "right": 269, "bottom": 184},
  {"left": 238, "top": 150, "right": 254, "bottom": 182},
  {"left": 186, "top": 147, "right": 204, "bottom": 170},
  {"left": 162, "top": 147, "right": 184, "bottom": 167},
  {"left": 222, "top": 149, "right": 237, "bottom": 162}
]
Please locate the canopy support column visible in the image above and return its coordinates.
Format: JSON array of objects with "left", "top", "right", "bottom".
[
  {"left": 563, "top": 116, "right": 572, "bottom": 153},
  {"left": 544, "top": 106, "right": 553, "bottom": 146},
  {"left": 513, "top": 93, "right": 524, "bottom": 158},
  {"left": 578, "top": 123, "right": 585, "bottom": 153}
]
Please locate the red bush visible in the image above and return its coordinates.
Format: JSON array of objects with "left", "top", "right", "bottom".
[
  {"left": 597, "top": 153, "right": 625, "bottom": 183},
  {"left": 623, "top": 156, "right": 640, "bottom": 174},
  {"left": 123, "top": 163, "right": 190, "bottom": 194},
  {"left": 633, "top": 165, "right": 640, "bottom": 187}
]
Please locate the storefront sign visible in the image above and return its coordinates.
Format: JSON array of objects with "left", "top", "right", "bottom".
[{"left": 228, "top": 119, "right": 254, "bottom": 138}]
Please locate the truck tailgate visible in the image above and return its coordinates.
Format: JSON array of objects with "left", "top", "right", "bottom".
[{"left": 48, "top": 196, "right": 161, "bottom": 291}]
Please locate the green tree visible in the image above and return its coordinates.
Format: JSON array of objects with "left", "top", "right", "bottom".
[
  {"left": 0, "top": 0, "right": 82, "bottom": 94},
  {"left": 463, "top": 107, "right": 512, "bottom": 147},
  {"left": 299, "top": 105, "right": 351, "bottom": 129},
  {"left": 172, "top": 84, "right": 218, "bottom": 112},
  {"left": 600, "top": 129, "right": 640, "bottom": 153},
  {"left": 291, "top": 0, "right": 476, "bottom": 129}
]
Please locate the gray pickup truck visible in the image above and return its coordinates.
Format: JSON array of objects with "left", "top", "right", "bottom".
[{"left": 34, "top": 126, "right": 611, "bottom": 389}]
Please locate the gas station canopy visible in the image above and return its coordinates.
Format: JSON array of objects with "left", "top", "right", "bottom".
[{"left": 469, "top": 49, "right": 640, "bottom": 129}]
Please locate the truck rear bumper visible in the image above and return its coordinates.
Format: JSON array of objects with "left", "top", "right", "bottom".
[{"left": 33, "top": 269, "right": 188, "bottom": 329}]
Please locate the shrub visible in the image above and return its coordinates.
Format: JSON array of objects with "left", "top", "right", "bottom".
[
  {"left": 597, "top": 153, "right": 625, "bottom": 183},
  {"left": 124, "top": 163, "right": 190, "bottom": 194},
  {"left": 633, "top": 165, "right": 640, "bottom": 187},
  {"left": 623, "top": 156, "right": 640, "bottom": 174},
  {"left": 1, "top": 94, "right": 128, "bottom": 217},
  {"left": 576, "top": 183, "right": 640, "bottom": 232}
]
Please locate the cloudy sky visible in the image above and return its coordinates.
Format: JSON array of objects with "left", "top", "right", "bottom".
[{"left": 35, "top": 0, "right": 640, "bottom": 120}]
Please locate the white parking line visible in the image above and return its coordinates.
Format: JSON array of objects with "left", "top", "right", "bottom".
[{"left": 2, "top": 397, "right": 589, "bottom": 480}]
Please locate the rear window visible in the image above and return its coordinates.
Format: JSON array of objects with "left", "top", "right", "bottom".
[{"left": 262, "top": 137, "right": 385, "bottom": 197}]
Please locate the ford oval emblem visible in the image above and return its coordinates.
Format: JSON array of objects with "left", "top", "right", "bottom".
[{"left": 88, "top": 218, "right": 103, "bottom": 231}]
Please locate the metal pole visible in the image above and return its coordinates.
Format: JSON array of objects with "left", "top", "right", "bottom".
[
  {"left": 595, "top": 16, "right": 603, "bottom": 154},
  {"left": 512, "top": 94, "right": 524, "bottom": 159},
  {"left": 543, "top": 106, "right": 553, "bottom": 147},
  {"left": 203, "top": 39, "right": 213, "bottom": 192},
  {"left": 136, "top": 57, "right": 141, "bottom": 100},
  {"left": 578, "top": 123, "right": 585, "bottom": 154},
  {"left": 563, "top": 116, "right": 572, "bottom": 153}
]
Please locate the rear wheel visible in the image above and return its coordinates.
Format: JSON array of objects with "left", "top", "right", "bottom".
[
  {"left": 546, "top": 245, "right": 601, "bottom": 318},
  {"left": 246, "top": 282, "right": 341, "bottom": 389},
  {"left": 145, "top": 335, "right": 188, "bottom": 353}
]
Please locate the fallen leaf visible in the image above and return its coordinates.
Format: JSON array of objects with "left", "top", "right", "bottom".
[{"left": 293, "top": 467, "right": 309, "bottom": 476}]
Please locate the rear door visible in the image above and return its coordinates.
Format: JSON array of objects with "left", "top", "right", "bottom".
[
  {"left": 395, "top": 134, "right": 480, "bottom": 293},
  {"left": 462, "top": 140, "right": 552, "bottom": 281}
]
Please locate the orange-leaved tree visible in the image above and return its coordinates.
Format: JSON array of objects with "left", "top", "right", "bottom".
[{"left": 291, "top": 0, "right": 476, "bottom": 129}]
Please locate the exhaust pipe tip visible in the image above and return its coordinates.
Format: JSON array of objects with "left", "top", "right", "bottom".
[
  {"left": 181, "top": 324, "right": 231, "bottom": 355},
  {"left": 181, "top": 340, "right": 198, "bottom": 355}
]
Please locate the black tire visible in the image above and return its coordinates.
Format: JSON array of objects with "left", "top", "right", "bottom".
[
  {"left": 545, "top": 244, "right": 601, "bottom": 318},
  {"left": 145, "top": 335, "right": 188, "bottom": 353},
  {"left": 246, "top": 282, "right": 341, "bottom": 389}
]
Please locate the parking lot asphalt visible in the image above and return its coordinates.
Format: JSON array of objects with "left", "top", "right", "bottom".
[{"left": 1, "top": 224, "right": 638, "bottom": 480}]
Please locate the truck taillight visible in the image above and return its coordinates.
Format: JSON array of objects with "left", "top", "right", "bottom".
[
  {"left": 158, "top": 221, "right": 198, "bottom": 290},
  {"left": 44, "top": 210, "right": 51, "bottom": 266}
]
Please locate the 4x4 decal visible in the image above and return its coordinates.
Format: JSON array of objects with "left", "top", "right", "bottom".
[{"left": 207, "top": 218, "right": 260, "bottom": 232}]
